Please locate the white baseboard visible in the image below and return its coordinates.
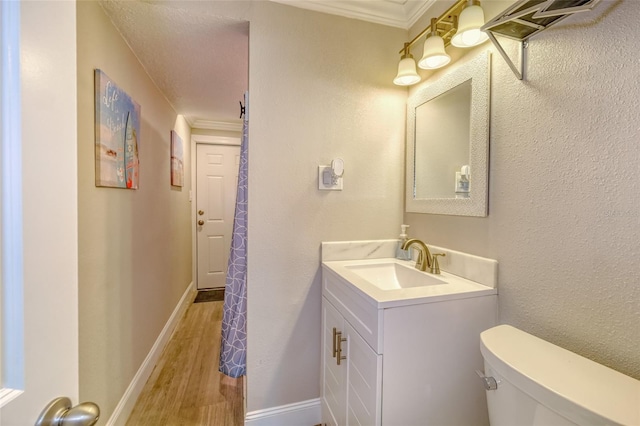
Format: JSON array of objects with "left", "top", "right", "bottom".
[
  {"left": 245, "top": 398, "right": 321, "bottom": 426},
  {"left": 106, "top": 282, "right": 196, "bottom": 426}
]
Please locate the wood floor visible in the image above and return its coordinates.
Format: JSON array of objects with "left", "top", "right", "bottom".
[{"left": 126, "top": 298, "right": 244, "bottom": 425}]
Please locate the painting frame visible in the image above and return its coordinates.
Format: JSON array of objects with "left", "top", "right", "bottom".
[
  {"left": 171, "top": 130, "right": 184, "bottom": 187},
  {"left": 94, "top": 69, "right": 141, "bottom": 189}
]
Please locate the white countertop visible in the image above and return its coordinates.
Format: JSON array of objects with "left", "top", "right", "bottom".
[{"left": 322, "top": 257, "right": 497, "bottom": 309}]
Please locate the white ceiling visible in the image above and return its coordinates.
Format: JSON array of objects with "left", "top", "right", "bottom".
[{"left": 99, "top": 0, "right": 433, "bottom": 128}]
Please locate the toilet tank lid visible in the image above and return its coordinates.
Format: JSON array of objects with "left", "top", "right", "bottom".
[{"left": 480, "top": 325, "right": 640, "bottom": 426}]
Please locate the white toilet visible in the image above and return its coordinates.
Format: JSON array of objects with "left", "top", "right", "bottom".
[{"left": 480, "top": 324, "right": 640, "bottom": 426}]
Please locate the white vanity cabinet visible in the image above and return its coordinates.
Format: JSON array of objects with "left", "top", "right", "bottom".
[
  {"left": 321, "top": 262, "right": 497, "bottom": 426},
  {"left": 322, "top": 297, "right": 382, "bottom": 426}
]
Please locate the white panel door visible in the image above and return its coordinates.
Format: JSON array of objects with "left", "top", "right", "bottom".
[
  {"left": 196, "top": 144, "right": 240, "bottom": 289},
  {"left": 1, "top": 2, "right": 83, "bottom": 425}
]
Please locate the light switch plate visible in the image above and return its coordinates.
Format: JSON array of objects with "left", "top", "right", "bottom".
[{"left": 318, "top": 166, "right": 343, "bottom": 191}]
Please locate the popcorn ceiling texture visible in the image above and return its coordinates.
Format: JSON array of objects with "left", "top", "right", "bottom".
[
  {"left": 406, "top": 0, "right": 640, "bottom": 380},
  {"left": 99, "top": 0, "right": 249, "bottom": 123}
]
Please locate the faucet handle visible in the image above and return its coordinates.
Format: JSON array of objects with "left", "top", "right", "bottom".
[{"left": 430, "top": 253, "right": 446, "bottom": 274}]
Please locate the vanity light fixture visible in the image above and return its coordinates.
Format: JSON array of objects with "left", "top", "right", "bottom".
[
  {"left": 451, "top": 0, "right": 489, "bottom": 48},
  {"left": 393, "top": 43, "right": 421, "bottom": 86},
  {"left": 393, "top": 0, "right": 486, "bottom": 86},
  {"left": 418, "top": 18, "right": 451, "bottom": 70},
  {"left": 393, "top": 0, "right": 603, "bottom": 84}
]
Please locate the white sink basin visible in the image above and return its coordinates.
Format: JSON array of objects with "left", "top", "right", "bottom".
[
  {"left": 322, "top": 257, "right": 497, "bottom": 308},
  {"left": 344, "top": 262, "right": 446, "bottom": 290}
]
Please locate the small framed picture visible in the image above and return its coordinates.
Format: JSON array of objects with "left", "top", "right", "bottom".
[
  {"left": 94, "top": 69, "right": 141, "bottom": 189},
  {"left": 170, "top": 130, "right": 184, "bottom": 187}
]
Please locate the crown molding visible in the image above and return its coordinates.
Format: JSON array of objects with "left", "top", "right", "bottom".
[
  {"left": 404, "top": 0, "right": 438, "bottom": 29},
  {"left": 270, "top": 0, "right": 436, "bottom": 30}
]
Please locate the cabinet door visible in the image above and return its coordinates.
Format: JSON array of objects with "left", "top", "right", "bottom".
[
  {"left": 322, "top": 298, "right": 347, "bottom": 426},
  {"left": 346, "top": 322, "right": 382, "bottom": 426}
]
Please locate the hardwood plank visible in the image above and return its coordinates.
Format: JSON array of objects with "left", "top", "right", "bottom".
[{"left": 127, "top": 299, "right": 244, "bottom": 425}]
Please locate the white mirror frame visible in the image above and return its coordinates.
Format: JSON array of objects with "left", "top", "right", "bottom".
[{"left": 406, "top": 51, "right": 491, "bottom": 217}]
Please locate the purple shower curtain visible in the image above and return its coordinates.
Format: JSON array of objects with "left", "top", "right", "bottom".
[{"left": 219, "top": 101, "right": 248, "bottom": 378}]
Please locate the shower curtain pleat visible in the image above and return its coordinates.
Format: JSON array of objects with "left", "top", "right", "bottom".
[{"left": 219, "top": 110, "right": 248, "bottom": 378}]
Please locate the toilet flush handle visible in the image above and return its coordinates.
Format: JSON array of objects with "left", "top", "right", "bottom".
[{"left": 475, "top": 370, "right": 498, "bottom": 391}]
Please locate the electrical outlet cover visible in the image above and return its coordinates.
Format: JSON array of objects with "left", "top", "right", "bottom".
[{"left": 318, "top": 166, "right": 343, "bottom": 191}]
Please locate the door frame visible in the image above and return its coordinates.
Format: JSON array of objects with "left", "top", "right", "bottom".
[{"left": 190, "top": 134, "right": 241, "bottom": 290}]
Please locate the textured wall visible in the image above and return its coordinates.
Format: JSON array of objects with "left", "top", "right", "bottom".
[
  {"left": 406, "top": 0, "right": 640, "bottom": 379},
  {"left": 247, "top": 2, "right": 407, "bottom": 412},
  {"left": 76, "top": 2, "right": 192, "bottom": 422}
]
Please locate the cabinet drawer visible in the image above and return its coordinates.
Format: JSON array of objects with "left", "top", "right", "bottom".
[{"left": 322, "top": 266, "right": 383, "bottom": 353}]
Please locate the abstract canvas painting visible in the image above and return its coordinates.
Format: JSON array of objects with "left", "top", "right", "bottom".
[
  {"left": 94, "top": 69, "right": 141, "bottom": 189},
  {"left": 171, "top": 130, "right": 184, "bottom": 187}
]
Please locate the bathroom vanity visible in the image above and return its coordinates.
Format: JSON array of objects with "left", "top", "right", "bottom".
[{"left": 321, "top": 240, "right": 498, "bottom": 426}]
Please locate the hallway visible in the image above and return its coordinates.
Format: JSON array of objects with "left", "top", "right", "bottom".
[{"left": 126, "top": 296, "right": 244, "bottom": 425}]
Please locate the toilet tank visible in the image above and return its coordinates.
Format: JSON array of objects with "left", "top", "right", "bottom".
[{"left": 480, "top": 325, "right": 640, "bottom": 426}]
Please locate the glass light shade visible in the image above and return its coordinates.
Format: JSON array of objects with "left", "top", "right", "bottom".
[
  {"left": 451, "top": 4, "right": 488, "bottom": 48},
  {"left": 418, "top": 35, "right": 451, "bottom": 70},
  {"left": 393, "top": 56, "right": 421, "bottom": 86}
]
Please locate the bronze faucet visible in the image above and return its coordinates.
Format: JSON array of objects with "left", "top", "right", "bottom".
[{"left": 401, "top": 238, "right": 446, "bottom": 274}]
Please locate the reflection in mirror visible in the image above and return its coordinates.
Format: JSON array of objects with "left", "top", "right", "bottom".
[
  {"left": 415, "top": 80, "right": 471, "bottom": 199},
  {"left": 406, "top": 51, "right": 490, "bottom": 217}
]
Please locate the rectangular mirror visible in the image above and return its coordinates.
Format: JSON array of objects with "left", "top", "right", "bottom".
[{"left": 406, "top": 51, "right": 491, "bottom": 217}]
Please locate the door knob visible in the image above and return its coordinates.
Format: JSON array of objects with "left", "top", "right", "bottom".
[
  {"left": 36, "top": 397, "right": 100, "bottom": 426},
  {"left": 198, "top": 210, "right": 204, "bottom": 215},
  {"left": 198, "top": 220, "right": 204, "bottom": 226}
]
